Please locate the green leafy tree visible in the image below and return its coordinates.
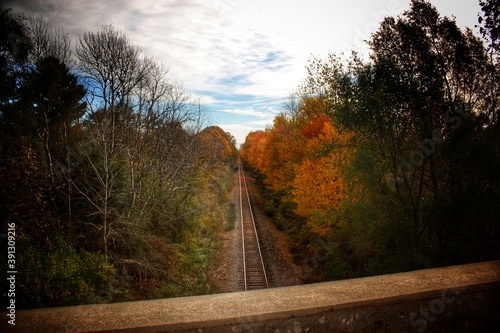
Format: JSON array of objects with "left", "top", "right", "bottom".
[
  {"left": 479, "top": 0, "right": 500, "bottom": 54},
  {"left": 358, "top": 0, "right": 495, "bottom": 263},
  {"left": 0, "top": 8, "right": 31, "bottom": 146},
  {"left": 478, "top": 0, "right": 500, "bottom": 126},
  {"left": 300, "top": 0, "right": 500, "bottom": 277},
  {"left": 18, "top": 56, "right": 86, "bottom": 181}
]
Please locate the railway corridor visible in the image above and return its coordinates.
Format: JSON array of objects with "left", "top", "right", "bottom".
[{"left": 237, "top": 160, "right": 269, "bottom": 291}]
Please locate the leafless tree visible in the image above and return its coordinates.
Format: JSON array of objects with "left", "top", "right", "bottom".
[
  {"left": 27, "top": 15, "right": 71, "bottom": 65},
  {"left": 74, "top": 26, "right": 152, "bottom": 259},
  {"left": 76, "top": 25, "right": 154, "bottom": 153},
  {"left": 73, "top": 25, "right": 209, "bottom": 262}
]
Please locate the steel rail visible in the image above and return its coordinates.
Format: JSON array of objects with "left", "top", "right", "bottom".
[{"left": 239, "top": 161, "right": 247, "bottom": 290}]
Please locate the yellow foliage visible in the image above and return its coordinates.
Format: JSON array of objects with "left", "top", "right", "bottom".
[
  {"left": 293, "top": 156, "right": 346, "bottom": 218},
  {"left": 292, "top": 119, "right": 354, "bottom": 236}
]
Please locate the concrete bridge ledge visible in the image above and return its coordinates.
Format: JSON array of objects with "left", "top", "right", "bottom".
[{"left": 2, "top": 260, "right": 500, "bottom": 332}]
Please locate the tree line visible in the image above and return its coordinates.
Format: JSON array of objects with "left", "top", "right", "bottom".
[
  {"left": 1, "top": 8, "right": 238, "bottom": 308},
  {"left": 241, "top": 0, "right": 500, "bottom": 281}
]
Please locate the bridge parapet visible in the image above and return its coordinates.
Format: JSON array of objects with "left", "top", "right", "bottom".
[{"left": 3, "top": 260, "right": 500, "bottom": 332}]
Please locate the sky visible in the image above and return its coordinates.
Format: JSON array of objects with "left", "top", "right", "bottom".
[{"left": 1, "top": 0, "right": 483, "bottom": 146}]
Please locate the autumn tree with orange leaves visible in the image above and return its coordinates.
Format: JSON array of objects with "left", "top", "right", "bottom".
[{"left": 293, "top": 117, "right": 354, "bottom": 236}]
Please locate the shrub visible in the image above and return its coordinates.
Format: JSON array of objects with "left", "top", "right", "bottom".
[{"left": 16, "top": 237, "right": 116, "bottom": 308}]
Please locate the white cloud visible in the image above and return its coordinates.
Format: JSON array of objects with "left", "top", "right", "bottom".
[
  {"left": 217, "top": 108, "right": 275, "bottom": 118},
  {"left": 191, "top": 93, "right": 218, "bottom": 105}
]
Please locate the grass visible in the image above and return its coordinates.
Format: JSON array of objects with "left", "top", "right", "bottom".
[{"left": 225, "top": 203, "right": 236, "bottom": 231}]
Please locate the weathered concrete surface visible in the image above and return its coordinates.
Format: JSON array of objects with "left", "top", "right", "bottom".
[{"left": 2, "top": 260, "right": 500, "bottom": 332}]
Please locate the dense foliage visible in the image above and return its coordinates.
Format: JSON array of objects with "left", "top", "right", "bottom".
[
  {"left": 0, "top": 8, "right": 238, "bottom": 308},
  {"left": 242, "top": 0, "right": 500, "bottom": 281}
]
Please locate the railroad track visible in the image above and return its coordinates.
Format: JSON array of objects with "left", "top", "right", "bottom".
[{"left": 238, "top": 160, "right": 269, "bottom": 291}]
